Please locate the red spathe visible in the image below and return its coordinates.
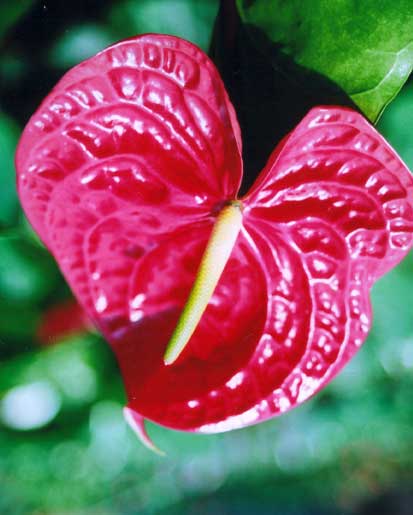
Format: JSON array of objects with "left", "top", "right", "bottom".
[{"left": 16, "top": 34, "right": 413, "bottom": 433}]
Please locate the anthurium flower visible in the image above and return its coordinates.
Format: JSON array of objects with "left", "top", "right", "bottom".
[{"left": 16, "top": 34, "right": 413, "bottom": 449}]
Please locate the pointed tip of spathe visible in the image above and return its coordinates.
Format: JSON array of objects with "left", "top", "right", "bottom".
[{"left": 123, "top": 406, "right": 166, "bottom": 456}]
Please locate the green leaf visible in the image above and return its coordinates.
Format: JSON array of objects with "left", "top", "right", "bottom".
[
  {"left": 0, "top": 110, "right": 20, "bottom": 226},
  {"left": 211, "top": 14, "right": 355, "bottom": 193},
  {"left": 0, "top": 0, "right": 35, "bottom": 42},
  {"left": 237, "top": 0, "right": 413, "bottom": 121},
  {"left": 109, "top": 0, "right": 219, "bottom": 52}
]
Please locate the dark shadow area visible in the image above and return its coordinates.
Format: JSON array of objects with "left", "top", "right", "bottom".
[
  {"left": 360, "top": 487, "right": 413, "bottom": 515},
  {"left": 210, "top": 1, "right": 358, "bottom": 195},
  {"left": 0, "top": 0, "right": 113, "bottom": 123}
]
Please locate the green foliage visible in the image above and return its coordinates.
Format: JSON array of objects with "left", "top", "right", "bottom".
[
  {"left": 0, "top": 235, "right": 59, "bottom": 304},
  {"left": 378, "top": 80, "right": 413, "bottom": 170},
  {"left": 110, "top": 0, "right": 219, "bottom": 51},
  {"left": 0, "top": 299, "right": 38, "bottom": 344},
  {"left": 237, "top": 0, "right": 413, "bottom": 122},
  {"left": 0, "top": 0, "right": 34, "bottom": 42},
  {"left": 0, "top": 111, "right": 19, "bottom": 226},
  {"left": 48, "top": 24, "right": 114, "bottom": 69},
  {"left": 2, "top": 267, "right": 413, "bottom": 514}
]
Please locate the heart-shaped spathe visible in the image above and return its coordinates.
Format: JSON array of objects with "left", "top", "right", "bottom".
[{"left": 16, "top": 34, "right": 413, "bottom": 435}]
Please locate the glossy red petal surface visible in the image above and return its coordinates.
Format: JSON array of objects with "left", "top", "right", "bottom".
[
  {"left": 111, "top": 223, "right": 267, "bottom": 429},
  {"left": 16, "top": 34, "right": 242, "bottom": 247},
  {"left": 16, "top": 34, "right": 259, "bottom": 431},
  {"left": 240, "top": 106, "right": 413, "bottom": 418},
  {"left": 16, "top": 33, "right": 413, "bottom": 435}
]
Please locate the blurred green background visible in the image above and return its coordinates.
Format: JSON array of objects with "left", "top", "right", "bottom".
[{"left": 1, "top": 1, "right": 413, "bottom": 514}]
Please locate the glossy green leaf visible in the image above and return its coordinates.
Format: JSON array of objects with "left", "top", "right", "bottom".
[
  {"left": 211, "top": 14, "right": 355, "bottom": 193},
  {"left": 109, "top": 0, "right": 219, "bottom": 51},
  {"left": 0, "top": 111, "right": 19, "bottom": 226},
  {"left": 237, "top": 0, "right": 413, "bottom": 121}
]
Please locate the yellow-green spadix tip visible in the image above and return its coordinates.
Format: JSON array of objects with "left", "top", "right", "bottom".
[{"left": 163, "top": 202, "right": 243, "bottom": 366}]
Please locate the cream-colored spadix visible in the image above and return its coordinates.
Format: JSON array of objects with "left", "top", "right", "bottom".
[{"left": 163, "top": 201, "right": 243, "bottom": 365}]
